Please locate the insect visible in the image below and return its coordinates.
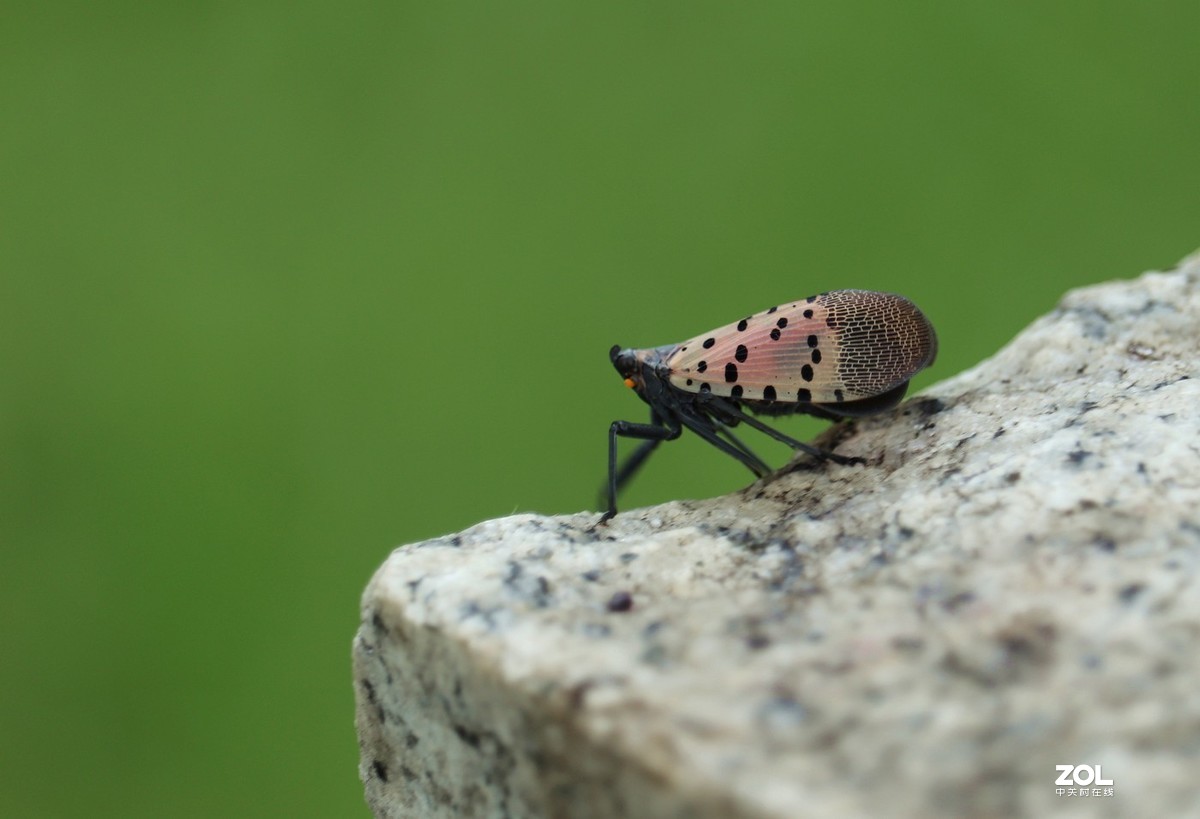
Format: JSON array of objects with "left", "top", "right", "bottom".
[{"left": 600, "top": 290, "right": 937, "bottom": 523}]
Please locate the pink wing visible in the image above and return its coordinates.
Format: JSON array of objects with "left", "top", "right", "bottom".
[{"left": 665, "top": 290, "right": 936, "bottom": 405}]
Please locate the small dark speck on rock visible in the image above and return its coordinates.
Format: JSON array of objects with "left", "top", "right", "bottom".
[
  {"left": 909, "top": 397, "right": 946, "bottom": 416},
  {"left": 453, "top": 724, "right": 481, "bottom": 749},
  {"left": 581, "top": 569, "right": 602, "bottom": 582},
  {"left": 606, "top": 591, "right": 634, "bottom": 612},
  {"left": 372, "top": 760, "right": 389, "bottom": 782},
  {"left": 1067, "top": 449, "right": 1093, "bottom": 465},
  {"left": 1118, "top": 583, "right": 1145, "bottom": 603},
  {"left": 943, "top": 592, "right": 976, "bottom": 613}
]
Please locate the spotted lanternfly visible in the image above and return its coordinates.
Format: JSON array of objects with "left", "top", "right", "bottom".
[{"left": 600, "top": 290, "right": 937, "bottom": 522}]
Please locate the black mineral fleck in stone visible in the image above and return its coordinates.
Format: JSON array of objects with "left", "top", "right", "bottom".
[{"left": 606, "top": 591, "right": 633, "bottom": 612}]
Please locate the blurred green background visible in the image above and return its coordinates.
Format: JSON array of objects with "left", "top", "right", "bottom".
[{"left": 2, "top": 2, "right": 1197, "bottom": 816}]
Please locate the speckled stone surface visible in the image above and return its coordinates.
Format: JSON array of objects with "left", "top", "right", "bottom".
[{"left": 355, "top": 253, "right": 1200, "bottom": 819}]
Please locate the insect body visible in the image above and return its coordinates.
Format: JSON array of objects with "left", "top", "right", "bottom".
[{"left": 600, "top": 290, "right": 937, "bottom": 522}]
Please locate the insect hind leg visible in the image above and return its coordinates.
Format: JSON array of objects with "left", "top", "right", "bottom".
[
  {"left": 678, "top": 410, "right": 772, "bottom": 477},
  {"left": 708, "top": 396, "right": 864, "bottom": 466},
  {"left": 714, "top": 422, "right": 772, "bottom": 476}
]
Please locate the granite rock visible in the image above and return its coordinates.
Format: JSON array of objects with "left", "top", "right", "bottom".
[{"left": 355, "top": 253, "right": 1200, "bottom": 819}]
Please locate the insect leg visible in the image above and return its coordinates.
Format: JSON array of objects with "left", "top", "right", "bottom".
[
  {"left": 603, "top": 410, "right": 669, "bottom": 509},
  {"left": 714, "top": 422, "right": 771, "bottom": 473},
  {"left": 613, "top": 439, "right": 662, "bottom": 496},
  {"left": 600, "top": 417, "right": 681, "bottom": 524},
  {"left": 708, "top": 397, "right": 864, "bottom": 466},
  {"left": 678, "top": 410, "right": 772, "bottom": 477}
]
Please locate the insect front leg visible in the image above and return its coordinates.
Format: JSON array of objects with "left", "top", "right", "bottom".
[{"left": 599, "top": 416, "right": 681, "bottom": 524}]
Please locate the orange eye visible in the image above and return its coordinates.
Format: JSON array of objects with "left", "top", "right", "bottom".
[{"left": 624, "top": 378, "right": 636, "bottom": 389}]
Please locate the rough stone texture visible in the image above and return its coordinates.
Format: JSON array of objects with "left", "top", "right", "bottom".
[{"left": 354, "top": 253, "right": 1200, "bottom": 819}]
